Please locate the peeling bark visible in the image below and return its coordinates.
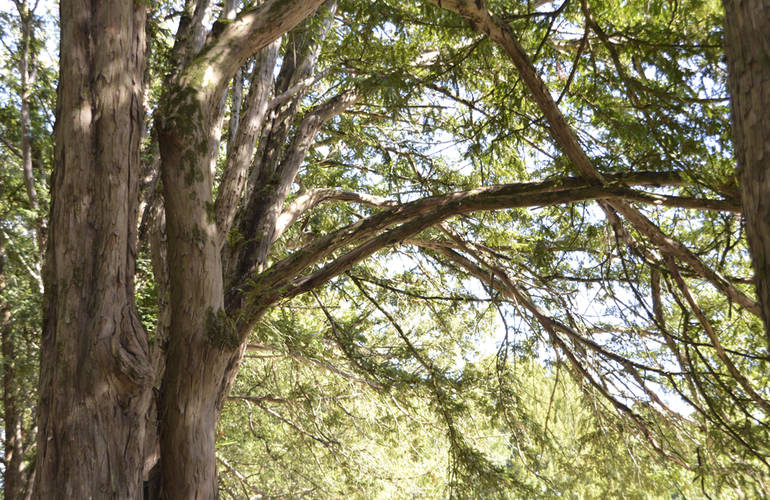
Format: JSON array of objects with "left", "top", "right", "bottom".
[{"left": 157, "top": 97, "right": 229, "bottom": 497}]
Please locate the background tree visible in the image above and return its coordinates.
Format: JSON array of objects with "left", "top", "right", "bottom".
[{"left": 0, "top": 0, "right": 54, "bottom": 497}]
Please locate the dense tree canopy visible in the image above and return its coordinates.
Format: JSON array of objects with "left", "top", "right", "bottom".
[{"left": 0, "top": 0, "right": 769, "bottom": 498}]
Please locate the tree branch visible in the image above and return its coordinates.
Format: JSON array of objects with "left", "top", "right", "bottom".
[
  {"left": 226, "top": 88, "right": 361, "bottom": 285},
  {"left": 215, "top": 41, "right": 280, "bottom": 248},
  {"left": 421, "top": 239, "right": 695, "bottom": 467},
  {"left": 186, "top": 0, "right": 326, "bottom": 96},
  {"left": 273, "top": 189, "right": 398, "bottom": 244},
  {"left": 424, "top": 0, "right": 759, "bottom": 315},
  {"left": 268, "top": 69, "right": 333, "bottom": 110},
  {"left": 255, "top": 172, "right": 684, "bottom": 293},
  {"left": 247, "top": 175, "right": 726, "bottom": 308},
  {"left": 664, "top": 254, "right": 770, "bottom": 414}
]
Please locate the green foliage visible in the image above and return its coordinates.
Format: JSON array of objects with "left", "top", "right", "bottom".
[
  {"left": 0, "top": 1, "right": 56, "bottom": 493},
  {"left": 213, "top": 0, "right": 769, "bottom": 495}
]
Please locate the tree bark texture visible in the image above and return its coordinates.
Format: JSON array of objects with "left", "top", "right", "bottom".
[
  {"left": 723, "top": 0, "right": 770, "bottom": 344},
  {"left": 157, "top": 85, "right": 230, "bottom": 500},
  {"left": 33, "top": 1, "right": 153, "bottom": 498},
  {"left": 215, "top": 42, "right": 279, "bottom": 250}
]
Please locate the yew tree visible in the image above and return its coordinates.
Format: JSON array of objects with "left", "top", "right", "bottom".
[
  {"left": 32, "top": 0, "right": 770, "bottom": 497},
  {"left": 36, "top": 0, "right": 327, "bottom": 497}
]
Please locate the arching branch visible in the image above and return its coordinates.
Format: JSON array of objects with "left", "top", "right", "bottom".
[{"left": 235, "top": 172, "right": 729, "bottom": 315}]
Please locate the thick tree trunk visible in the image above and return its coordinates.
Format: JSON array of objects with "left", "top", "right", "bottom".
[
  {"left": 153, "top": 3, "right": 327, "bottom": 496},
  {"left": 723, "top": 0, "right": 770, "bottom": 344},
  {"left": 33, "top": 1, "right": 153, "bottom": 498}
]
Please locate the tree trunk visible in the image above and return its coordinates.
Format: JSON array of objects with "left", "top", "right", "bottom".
[
  {"left": 16, "top": 0, "right": 44, "bottom": 252},
  {"left": 33, "top": 1, "right": 153, "bottom": 498},
  {"left": 32, "top": 1, "right": 327, "bottom": 496},
  {"left": 153, "top": 3, "right": 327, "bottom": 495},
  {"left": 723, "top": 0, "right": 770, "bottom": 345},
  {"left": 2, "top": 319, "right": 25, "bottom": 500},
  {"left": 1, "top": 237, "right": 27, "bottom": 500},
  {"left": 157, "top": 91, "right": 230, "bottom": 497}
]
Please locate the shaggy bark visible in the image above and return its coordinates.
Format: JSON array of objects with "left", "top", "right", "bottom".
[
  {"left": 723, "top": 0, "right": 770, "bottom": 343},
  {"left": 34, "top": 1, "right": 154, "bottom": 497}
]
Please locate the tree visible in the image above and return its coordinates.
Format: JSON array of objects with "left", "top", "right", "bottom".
[
  {"left": 722, "top": 0, "right": 770, "bottom": 342},
  {"left": 34, "top": 0, "right": 326, "bottom": 497},
  {"left": 34, "top": 1, "right": 153, "bottom": 496},
  {"left": 25, "top": 0, "right": 770, "bottom": 497},
  {"left": 0, "top": 0, "right": 52, "bottom": 497}
]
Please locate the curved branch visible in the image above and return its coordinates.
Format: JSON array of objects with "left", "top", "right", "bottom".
[
  {"left": 252, "top": 172, "right": 683, "bottom": 293},
  {"left": 422, "top": 240, "right": 693, "bottom": 462},
  {"left": 423, "top": 240, "right": 701, "bottom": 466},
  {"left": 421, "top": 240, "right": 674, "bottom": 377},
  {"left": 190, "top": 0, "right": 326, "bottom": 93},
  {"left": 249, "top": 178, "right": 729, "bottom": 307}
]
